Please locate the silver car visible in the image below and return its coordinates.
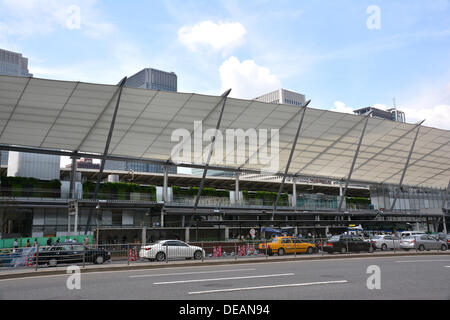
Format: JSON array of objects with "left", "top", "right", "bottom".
[
  {"left": 400, "top": 234, "right": 448, "bottom": 251},
  {"left": 372, "top": 235, "right": 401, "bottom": 251}
]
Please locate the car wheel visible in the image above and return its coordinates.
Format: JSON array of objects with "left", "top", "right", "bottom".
[
  {"left": 381, "top": 244, "right": 387, "bottom": 251},
  {"left": 156, "top": 252, "right": 166, "bottom": 262},
  {"left": 48, "top": 259, "right": 57, "bottom": 267},
  {"left": 95, "top": 255, "right": 104, "bottom": 264},
  {"left": 306, "top": 247, "right": 313, "bottom": 254},
  {"left": 340, "top": 246, "right": 347, "bottom": 254},
  {"left": 194, "top": 250, "right": 203, "bottom": 260},
  {"left": 418, "top": 245, "right": 425, "bottom": 251},
  {"left": 278, "top": 248, "right": 285, "bottom": 256},
  {"left": 441, "top": 244, "right": 447, "bottom": 251}
]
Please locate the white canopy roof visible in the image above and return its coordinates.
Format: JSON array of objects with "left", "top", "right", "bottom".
[{"left": 0, "top": 75, "right": 449, "bottom": 188}]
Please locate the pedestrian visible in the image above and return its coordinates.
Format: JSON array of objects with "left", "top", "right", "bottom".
[
  {"left": 13, "top": 239, "right": 18, "bottom": 253},
  {"left": 56, "top": 238, "right": 60, "bottom": 244},
  {"left": 33, "top": 238, "right": 38, "bottom": 247},
  {"left": 25, "top": 239, "right": 30, "bottom": 247},
  {"left": 84, "top": 236, "right": 89, "bottom": 245},
  {"left": 46, "top": 237, "right": 52, "bottom": 246}
]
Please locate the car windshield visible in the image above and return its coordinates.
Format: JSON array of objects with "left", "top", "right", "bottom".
[
  {"left": 329, "top": 235, "right": 341, "bottom": 241},
  {"left": 372, "top": 235, "right": 382, "bottom": 239},
  {"left": 72, "top": 245, "right": 85, "bottom": 251}
]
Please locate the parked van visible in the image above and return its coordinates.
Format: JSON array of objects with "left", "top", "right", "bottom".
[{"left": 400, "top": 231, "right": 426, "bottom": 238}]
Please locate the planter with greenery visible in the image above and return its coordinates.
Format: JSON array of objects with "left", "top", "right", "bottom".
[
  {"left": 82, "top": 181, "right": 156, "bottom": 201},
  {"left": 172, "top": 186, "right": 230, "bottom": 198},
  {"left": 0, "top": 177, "right": 61, "bottom": 198},
  {"left": 242, "top": 190, "right": 289, "bottom": 206}
]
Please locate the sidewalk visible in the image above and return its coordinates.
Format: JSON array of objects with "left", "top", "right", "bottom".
[{"left": 1, "top": 250, "right": 449, "bottom": 280}]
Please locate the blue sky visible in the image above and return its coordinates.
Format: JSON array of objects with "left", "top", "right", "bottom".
[{"left": 1, "top": 0, "right": 449, "bottom": 129}]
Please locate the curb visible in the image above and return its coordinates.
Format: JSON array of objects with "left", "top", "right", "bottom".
[{"left": 1, "top": 251, "right": 449, "bottom": 280}]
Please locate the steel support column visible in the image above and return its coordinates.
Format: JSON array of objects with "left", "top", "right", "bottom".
[
  {"left": 338, "top": 114, "right": 371, "bottom": 211},
  {"left": 235, "top": 172, "right": 240, "bottom": 204},
  {"left": 163, "top": 165, "right": 169, "bottom": 202},
  {"left": 84, "top": 77, "right": 127, "bottom": 234},
  {"left": 273, "top": 100, "right": 310, "bottom": 216},
  {"left": 389, "top": 120, "right": 424, "bottom": 211},
  {"left": 69, "top": 154, "right": 78, "bottom": 199},
  {"left": 442, "top": 180, "right": 450, "bottom": 234},
  {"left": 292, "top": 178, "right": 297, "bottom": 208},
  {"left": 192, "top": 89, "right": 231, "bottom": 214}
]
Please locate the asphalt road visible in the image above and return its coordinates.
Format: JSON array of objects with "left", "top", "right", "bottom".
[{"left": 0, "top": 254, "right": 449, "bottom": 300}]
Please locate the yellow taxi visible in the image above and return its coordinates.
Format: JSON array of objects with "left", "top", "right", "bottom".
[{"left": 258, "top": 236, "right": 316, "bottom": 256}]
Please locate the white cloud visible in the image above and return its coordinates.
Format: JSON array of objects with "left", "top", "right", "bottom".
[
  {"left": 219, "top": 56, "right": 281, "bottom": 99},
  {"left": 332, "top": 101, "right": 354, "bottom": 114},
  {"left": 332, "top": 95, "right": 450, "bottom": 130},
  {"left": 401, "top": 80, "right": 450, "bottom": 130},
  {"left": 178, "top": 20, "right": 246, "bottom": 55},
  {"left": 405, "top": 104, "right": 450, "bottom": 129}
]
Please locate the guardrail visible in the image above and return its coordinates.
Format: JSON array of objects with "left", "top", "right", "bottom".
[{"left": 1, "top": 236, "right": 447, "bottom": 270}]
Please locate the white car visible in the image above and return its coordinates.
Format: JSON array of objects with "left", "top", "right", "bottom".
[
  {"left": 139, "top": 240, "right": 205, "bottom": 262},
  {"left": 371, "top": 235, "right": 401, "bottom": 250},
  {"left": 400, "top": 231, "right": 425, "bottom": 238}
]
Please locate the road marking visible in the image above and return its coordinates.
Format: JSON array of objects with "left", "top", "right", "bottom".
[
  {"left": 1, "top": 254, "right": 449, "bottom": 282},
  {"left": 445, "top": 266, "right": 450, "bottom": 268},
  {"left": 154, "top": 273, "right": 295, "bottom": 285},
  {"left": 188, "top": 280, "right": 349, "bottom": 295},
  {"left": 0, "top": 265, "right": 260, "bottom": 282},
  {"left": 395, "top": 260, "right": 450, "bottom": 263},
  {"left": 129, "top": 268, "right": 256, "bottom": 278}
]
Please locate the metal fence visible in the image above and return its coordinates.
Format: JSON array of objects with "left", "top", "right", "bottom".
[{"left": 1, "top": 236, "right": 448, "bottom": 271}]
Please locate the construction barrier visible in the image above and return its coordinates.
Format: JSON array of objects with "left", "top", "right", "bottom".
[
  {"left": 25, "top": 253, "right": 34, "bottom": 267},
  {"left": 128, "top": 249, "right": 138, "bottom": 262}
]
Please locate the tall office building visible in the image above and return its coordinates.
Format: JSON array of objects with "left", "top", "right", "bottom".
[
  {"left": 105, "top": 68, "right": 178, "bottom": 174},
  {"left": 0, "top": 48, "right": 33, "bottom": 77},
  {"left": 0, "top": 48, "right": 60, "bottom": 179},
  {"left": 353, "top": 106, "right": 406, "bottom": 123},
  {"left": 125, "top": 68, "right": 177, "bottom": 91},
  {"left": 254, "top": 88, "right": 306, "bottom": 106}
]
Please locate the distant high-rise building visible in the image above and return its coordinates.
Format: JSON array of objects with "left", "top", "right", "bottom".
[
  {"left": 353, "top": 106, "right": 406, "bottom": 123},
  {"left": 125, "top": 68, "right": 177, "bottom": 91},
  {"left": 254, "top": 88, "right": 306, "bottom": 106},
  {"left": 105, "top": 68, "right": 178, "bottom": 174},
  {"left": 66, "top": 158, "right": 100, "bottom": 170},
  {"left": 7, "top": 152, "right": 60, "bottom": 180},
  {"left": 0, "top": 48, "right": 32, "bottom": 77}
]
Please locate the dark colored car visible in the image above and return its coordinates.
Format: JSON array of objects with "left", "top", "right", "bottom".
[
  {"left": 34, "top": 243, "right": 111, "bottom": 267},
  {"left": 322, "top": 234, "right": 375, "bottom": 254}
]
